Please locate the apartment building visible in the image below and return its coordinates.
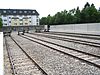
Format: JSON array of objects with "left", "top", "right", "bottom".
[{"left": 0, "top": 9, "right": 39, "bottom": 26}]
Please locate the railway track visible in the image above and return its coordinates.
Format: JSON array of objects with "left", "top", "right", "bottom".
[
  {"left": 44, "top": 32, "right": 100, "bottom": 40},
  {"left": 4, "top": 36, "right": 48, "bottom": 75},
  {"left": 28, "top": 33, "right": 100, "bottom": 48},
  {"left": 4, "top": 37, "right": 13, "bottom": 75},
  {"left": 26, "top": 33, "right": 100, "bottom": 57},
  {"left": 19, "top": 34, "right": 100, "bottom": 69}
]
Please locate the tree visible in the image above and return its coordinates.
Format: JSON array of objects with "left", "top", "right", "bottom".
[
  {"left": 49, "top": 16, "right": 55, "bottom": 25},
  {"left": 0, "top": 18, "right": 2, "bottom": 28},
  {"left": 40, "top": 2, "right": 100, "bottom": 25},
  {"left": 80, "top": 3, "right": 98, "bottom": 23},
  {"left": 69, "top": 8, "right": 76, "bottom": 15},
  {"left": 89, "top": 3, "right": 98, "bottom": 22},
  {"left": 46, "top": 14, "right": 52, "bottom": 25},
  {"left": 80, "top": 2, "right": 90, "bottom": 23},
  {"left": 74, "top": 7, "right": 81, "bottom": 23},
  {"left": 54, "top": 12, "right": 62, "bottom": 24},
  {"left": 84, "top": 2, "right": 90, "bottom": 8},
  {"left": 96, "top": 9, "right": 100, "bottom": 22},
  {"left": 40, "top": 17, "right": 47, "bottom": 25}
]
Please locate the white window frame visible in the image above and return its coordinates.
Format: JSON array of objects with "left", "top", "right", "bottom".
[
  {"left": 3, "top": 11, "right": 6, "bottom": 13},
  {"left": 19, "top": 11, "right": 22, "bottom": 13},
  {"left": 24, "top": 11, "right": 27, "bottom": 13},
  {"left": 33, "top": 11, "right": 35, "bottom": 13},
  {"left": 13, "top": 11, "right": 16, "bottom": 13}
]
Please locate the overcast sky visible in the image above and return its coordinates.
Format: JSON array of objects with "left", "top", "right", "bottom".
[{"left": 0, "top": 0, "right": 99, "bottom": 18}]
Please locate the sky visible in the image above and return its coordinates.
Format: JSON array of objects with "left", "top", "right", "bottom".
[{"left": 0, "top": 0, "right": 100, "bottom": 18}]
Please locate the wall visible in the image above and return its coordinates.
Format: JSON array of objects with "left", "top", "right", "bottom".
[{"left": 50, "top": 23, "right": 100, "bottom": 35}]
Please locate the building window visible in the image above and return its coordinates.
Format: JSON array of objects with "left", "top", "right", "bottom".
[
  {"left": 20, "top": 15, "right": 22, "bottom": 17},
  {"left": 29, "top": 11, "right": 31, "bottom": 13},
  {"left": 19, "top": 11, "right": 22, "bottom": 13},
  {"left": 4, "top": 23, "right": 7, "bottom": 25},
  {"left": 36, "top": 19, "right": 39, "bottom": 22},
  {"left": 14, "top": 23, "right": 17, "bottom": 25},
  {"left": 8, "top": 10, "right": 11, "bottom": 13},
  {"left": 36, "top": 16, "right": 38, "bottom": 18},
  {"left": 13, "top": 11, "right": 16, "bottom": 13},
  {"left": 14, "top": 15, "right": 17, "bottom": 17},
  {"left": 37, "top": 23, "right": 38, "bottom": 25},
  {"left": 20, "top": 23, "right": 23, "bottom": 25},
  {"left": 20, "top": 19, "right": 22, "bottom": 21},
  {"left": 4, "top": 19, "right": 7, "bottom": 21},
  {"left": 24, "top": 14, "right": 27, "bottom": 16},
  {"left": 25, "top": 23, "right": 28, "bottom": 25},
  {"left": 24, "top": 11, "right": 27, "bottom": 13},
  {"left": 3, "top": 15, "right": 7, "bottom": 17},
  {"left": 3, "top": 11, "right": 6, "bottom": 13},
  {"left": 14, "top": 19, "right": 17, "bottom": 21},
  {"left": 25, "top": 19, "right": 28, "bottom": 21},
  {"left": 33, "top": 11, "right": 35, "bottom": 13},
  {"left": 9, "top": 21, "right": 11, "bottom": 23},
  {"left": 9, "top": 17, "right": 11, "bottom": 19}
]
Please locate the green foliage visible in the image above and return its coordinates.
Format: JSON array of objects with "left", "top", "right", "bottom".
[
  {"left": 80, "top": 3, "right": 99, "bottom": 23},
  {"left": 84, "top": 2, "right": 90, "bottom": 8},
  {"left": 40, "top": 2, "right": 100, "bottom": 25},
  {"left": 40, "top": 17, "right": 47, "bottom": 25},
  {"left": 0, "top": 18, "right": 2, "bottom": 28}
]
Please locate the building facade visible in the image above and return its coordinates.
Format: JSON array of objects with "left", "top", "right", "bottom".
[{"left": 0, "top": 9, "right": 39, "bottom": 26}]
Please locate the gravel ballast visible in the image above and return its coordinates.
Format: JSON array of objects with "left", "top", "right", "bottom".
[
  {"left": 25, "top": 33, "right": 100, "bottom": 56},
  {"left": 11, "top": 33, "right": 100, "bottom": 75}
]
